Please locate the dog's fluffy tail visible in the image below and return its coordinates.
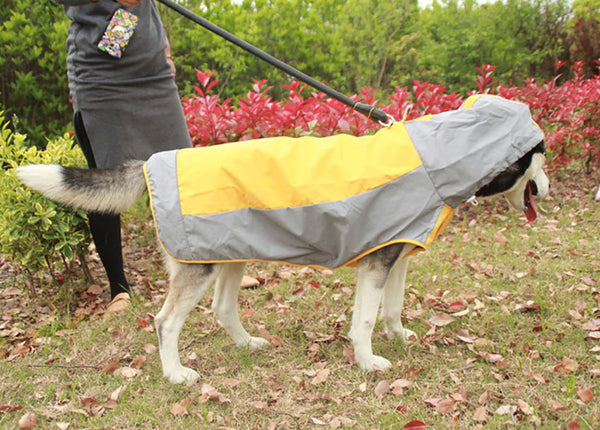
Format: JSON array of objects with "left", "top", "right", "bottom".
[{"left": 16, "top": 160, "right": 147, "bottom": 214}]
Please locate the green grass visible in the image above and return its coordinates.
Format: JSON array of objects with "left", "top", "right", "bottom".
[{"left": 1, "top": 179, "right": 599, "bottom": 429}]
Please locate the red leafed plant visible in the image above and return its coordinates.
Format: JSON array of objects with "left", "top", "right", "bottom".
[
  {"left": 497, "top": 60, "right": 600, "bottom": 170},
  {"left": 183, "top": 62, "right": 600, "bottom": 170},
  {"left": 474, "top": 64, "right": 498, "bottom": 94}
]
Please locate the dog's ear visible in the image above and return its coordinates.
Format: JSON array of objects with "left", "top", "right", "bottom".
[{"left": 475, "top": 140, "right": 546, "bottom": 197}]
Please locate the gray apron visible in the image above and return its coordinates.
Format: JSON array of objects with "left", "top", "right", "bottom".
[{"left": 59, "top": 0, "right": 191, "bottom": 167}]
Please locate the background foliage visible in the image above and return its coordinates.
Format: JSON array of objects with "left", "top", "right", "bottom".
[
  {"left": 0, "top": 0, "right": 598, "bottom": 284},
  {"left": 184, "top": 63, "right": 600, "bottom": 168},
  {"left": 0, "top": 1, "right": 71, "bottom": 143},
  {"left": 1, "top": 0, "right": 599, "bottom": 143},
  {"left": 0, "top": 114, "right": 91, "bottom": 289}
]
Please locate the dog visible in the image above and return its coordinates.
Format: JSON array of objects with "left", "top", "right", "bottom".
[{"left": 17, "top": 95, "right": 549, "bottom": 384}]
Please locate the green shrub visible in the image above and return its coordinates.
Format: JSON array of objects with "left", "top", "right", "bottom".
[
  {"left": 0, "top": 1, "right": 71, "bottom": 144},
  {"left": 0, "top": 113, "right": 91, "bottom": 291}
]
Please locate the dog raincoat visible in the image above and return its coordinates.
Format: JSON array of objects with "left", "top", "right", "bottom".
[{"left": 143, "top": 95, "right": 544, "bottom": 268}]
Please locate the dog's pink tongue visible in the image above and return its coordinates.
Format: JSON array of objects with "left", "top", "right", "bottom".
[{"left": 524, "top": 182, "right": 537, "bottom": 224}]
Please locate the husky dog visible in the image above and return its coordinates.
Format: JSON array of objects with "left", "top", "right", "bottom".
[{"left": 17, "top": 96, "right": 549, "bottom": 384}]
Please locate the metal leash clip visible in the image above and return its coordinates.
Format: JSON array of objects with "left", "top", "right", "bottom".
[
  {"left": 379, "top": 113, "right": 397, "bottom": 127},
  {"left": 466, "top": 195, "right": 479, "bottom": 206}
]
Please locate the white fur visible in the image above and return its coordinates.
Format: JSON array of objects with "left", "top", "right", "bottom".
[
  {"left": 16, "top": 165, "right": 65, "bottom": 200},
  {"left": 381, "top": 251, "right": 416, "bottom": 342},
  {"left": 348, "top": 244, "right": 415, "bottom": 371},
  {"left": 504, "top": 153, "right": 549, "bottom": 210},
  {"left": 154, "top": 259, "right": 271, "bottom": 385}
]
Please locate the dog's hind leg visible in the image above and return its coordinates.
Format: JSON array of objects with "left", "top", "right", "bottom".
[
  {"left": 155, "top": 259, "right": 217, "bottom": 385},
  {"left": 349, "top": 244, "right": 404, "bottom": 371},
  {"left": 212, "top": 262, "right": 270, "bottom": 350},
  {"left": 380, "top": 244, "right": 417, "bottom": 342}
]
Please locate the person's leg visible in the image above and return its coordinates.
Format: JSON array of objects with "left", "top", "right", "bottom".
[{"left": 73, "top": 112, "right": 131, "bottom": 298}]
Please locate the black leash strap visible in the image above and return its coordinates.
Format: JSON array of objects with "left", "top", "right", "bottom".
[{"left": 157, "top": 0, "right": 393, "bottom": 126}]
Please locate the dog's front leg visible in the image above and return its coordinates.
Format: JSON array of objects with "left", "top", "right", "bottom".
[
  {"left": 212, "top": 262, "right": 270, "bottom": 350},
  {"left": 155, "top": 260, "right": 217, "bottom": 385},
  {"left": 380, "top": 245, "right": 417, "bottom": 342},
  {"left": 349, "top": 244, "right": 404, "bottom": 371}
]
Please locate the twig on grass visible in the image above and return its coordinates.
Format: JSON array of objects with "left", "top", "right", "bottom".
[
  {"left": 27, "top": 363, "right": 101, "bottom": 371},
  {"left": 272, "top": 410, "right": 301, "bottom": 430}
]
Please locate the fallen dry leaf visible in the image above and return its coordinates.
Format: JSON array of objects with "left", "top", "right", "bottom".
[
  {"left": 435, "top": 398, "right": 458, "bottom": 415},
  {"left": 110, "top": 385, "right": 127, "bottom": 403},
  {"left": 143, "top": 343, "right": 157, "bottom": 354},
  {"left": 548, "top": 400, "right": 568, "bottom": 412},
  {"left": 495, "top": 404, "right": 517, "bottom": 416},
  {"left": 81, "top": 397, "right": 105, "bottom": 417},
  {"left": 221, "top": 378, "right": 241, "bottom": 388},
  {"left": 329, "top": 416, "right": 356, "bottom": 428},
  {"left": 374, "top": 380, "right": 390, "bottom": 397},
  {"left": 390, "top": 379, "right": 412, "bottom": 396},
  {"left": 429, "top": 313, "right": 455, "bottom": 327},
  {"left": 517, "top": 399, "right": 534, "bottom": 415},
  {"left": 473, "top": 406, "right": 488, "bottom": 422},
  {"left": 0, "top": 404, "right": 23, "bottom": 413},
  {"left": 241, "top": 275, "right": 260, "bottom": 288},
  {"left": 530, "top": 372, "right": 547, "bottom": 384},
  {"left": 169, "top": 396, "right": 191, "bottom": 416},
  {"left": 132, "top": 355, "right": 146, "bottom": 369},
  {"left": 311, "top": 368, "right": 331, "bottom": 385},
  {"left": 403, "top": 420, "right": 426, "bottom": 429},
  {"left": 113, "top": 366, "right": 141, "bottom": 379},
  {"left": 249, "top": 401, "right": 268, "bottom": 410},
  {"left": 567, "top": 420, "right": 581, "bottom": 430},
  {"left": 101, "top": 359, "right": 120, "bottom": 374},
  {"left": 425, "top": 397, "right": 458, "bottom": 415},
  {"left": 424, "top": 397, "right": 442, "bottom": 408},
  {"left": 448, "top": 301, "right": 465, "bottom": 311},
  {"left": 483, "top": 352, "right": 509, "bottom": 367},
  {"left": 553, "top": 358, "right": 579, "bottom": 374},
  {"left": 515, "top": 300, "right": 541, "bottom": 313},
  {"left": 342, "top": 345, "right": 355, "bottom": 364},
  {"left": 86, "top": 284, "right": 104, "bottom": 295},
  {"left": 581, "top": 319, "right": 600, "bottom": 331},
  {"left": 495, "top": 229, "right": 508, "bottom": 244},
  {"left": 577, "top": 387, "right": 594, "bottom": 403},
  {"left": 479, "top": 391, "right": 493, "bottom": 405},
  {"left": 394, "top": 404, "right": 408, "bottom": 413},
  {"left": 269, "top": 378, "right": 284, "bottom": 391},
  {"left": 585, "top": 331, "right": 600, "bottom": 341},
  {"left": 241, "top": 307, "right": 255, "bottom": 318},
  {"left": 199, "top": 384, "right": 231, "bottom": 405},
  {"left": 18, "top": 412, "right": 37, "bottom": 430}
]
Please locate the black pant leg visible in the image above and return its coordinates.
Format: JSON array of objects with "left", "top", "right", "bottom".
[{"left": 73, "top": 112, "right": 131, "bottom": 298}]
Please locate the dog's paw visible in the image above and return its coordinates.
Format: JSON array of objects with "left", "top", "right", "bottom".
[
  {"left": 246, "top": 336, "right": 270, "bottom": 350},
  {"left": 165, "top": 366, "right": 200, "bottom": 385},
  {"left": 357, "top": 354, "right": 392, "bottom": 372}
]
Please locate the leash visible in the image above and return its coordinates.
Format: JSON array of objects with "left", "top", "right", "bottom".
[{"left": 156, "top": 0, "right": 395, "bottom": 126}]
